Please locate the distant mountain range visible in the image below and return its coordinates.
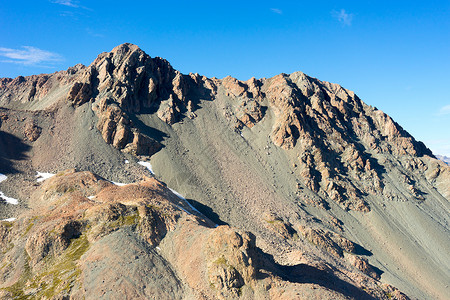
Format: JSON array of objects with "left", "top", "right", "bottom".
[
  {"left": 436, "top": 154, "right": 450, "bottom": 165},
  {"left": 0, "top": 43, "right": 448, "bottom": 299}
]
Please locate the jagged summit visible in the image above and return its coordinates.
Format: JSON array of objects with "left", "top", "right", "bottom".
[{"left": 0, "top": 44, "right": 449, "bottom": 299}]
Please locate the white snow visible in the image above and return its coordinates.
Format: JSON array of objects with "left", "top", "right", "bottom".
[
  {"left": 169, "top": 188, "right": 186, "bottom": 200},
  {"left": 169, "top": 188, "right": 201, "bottom": 214},
  {"left": 156, "top": 246, "right": 161, "bottom": 251},
  {"left": 1, "top": 217, "right": 16, "bottom": 222},
  {"left": 124, "top": 159, "right": 130, "bottom": 164},
  {"left": 36, "top": 172, "right": 56, "bottom": 183},
  {"left": 174, "top": 204, "right": 191, "bottom": 215},
  {"left": 112, "top": 181, "right": 127, "bottom": 186},
  {"left": 138, "top": 161, "right": 154, "bottom": 174},
  {"left": 87, "top": 196, "right": 95, "bottom": 200},
  {"left": 0, "top": 173, "right": 7, "bottom": 183},
  {"left": 0, "top": 191, "right": 19, "bottom": 205}
]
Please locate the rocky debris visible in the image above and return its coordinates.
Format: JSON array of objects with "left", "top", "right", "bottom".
[
  {"left": 347, "top": 255, "right": 380, "bottom": 280},
  {"left": 328, "top": 216, "right": 344, "bottom": 231},
  {"left": 206, "top": 226, "right": 258, "bottom": 298},
  {"left": 157, "top": 95, "right": 178, "bottom": 125},
  {"left": 381, "top": 284, "right": 410, "bottom": 300},
  {"left": 123, "top": 130, "right": 161, "bottom": 156},
  {"left": 0, "top": 65, "right": 85, "bottom": 108},
  {"left": 263, "top": 212, "right": 298, "bottom": 240},
  {"left": 206, "top": 226, "right": 256, "bottom": 296},
  {"left": 23, "top": 121, "right": 42, "bottom": 142},
  {"left": 234, "top": 98, "right": 264, "bottom": 129},
  {"left": 297, "top": 225, "right": 356, "bottom": 258}
]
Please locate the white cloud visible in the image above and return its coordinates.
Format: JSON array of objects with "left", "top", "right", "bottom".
[
  {"left": 51, "top": 0, "right": 79, "bottom": 7},
  {"left": 333, "top": 9, "right": 353, "bottom": 26},
  {"left": 270, "top": 8, "right": 282, "bottom": 14},
  {"left": 438, "top": 104, "right": 450, "bottom": 115},
  {"left": 86, "top": 28, "right": 104, "bottom": 38},
  {"left": 0, "top": 46, "right": 63, "bottom": 66}
]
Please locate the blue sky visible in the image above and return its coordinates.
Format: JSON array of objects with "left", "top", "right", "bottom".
[{"left": 1, "top": 1, "right": 449, "bottom": 156}]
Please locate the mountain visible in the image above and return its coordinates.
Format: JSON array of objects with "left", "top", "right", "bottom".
[
  {"left": 436, "top": 155, "right": 450, "bottom": 165},
  {"left": 0, "top": 43, "right": 448, "bottom": 299}
]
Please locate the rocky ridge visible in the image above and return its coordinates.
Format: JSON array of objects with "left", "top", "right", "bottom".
[{"left": 0, "top": 43, "right": 448, "bottom": 299}]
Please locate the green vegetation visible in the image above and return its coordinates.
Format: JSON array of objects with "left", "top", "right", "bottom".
[
  {"left": 213, "top": 256, "right": 237, "bottom": 271},
  {"left": 214, "top": 256, "right": 228, "bottom": 266},
  {"left": 264, "top": 218, "right": 283, "bottom": 225},
  {"left": 0, "top": 221, "right": 13, "bottom": 228},
  {"left": 1, "top": 242, "right": 14, "bottom": 255},
  {"left": 0, "top": 233, "right": 90, "bottom": 299},
  {"left": 0, "top": 250, "right": 33, "bottom": 299},
  {"left": 32, "top": 234, "right": 89, "bottom": 298},
  {"left": 107, "top": 211, "right": 139, "bottom": 229}
]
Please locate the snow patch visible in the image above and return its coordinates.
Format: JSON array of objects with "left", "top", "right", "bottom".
[
  {"left": 124, "top": 159, "right": 129, "bottom": 164},
  {"left": 169, "top": 188, "right": 201, "bottom": 214},
  {"left": 0, "top": 191, "right": 19, "bottom": 205},
  {"left": 174, "top": 204, "right": 191, "bottom": 215},
  {"left": 138, "top": 161, "right": 154, "bottom": 174},
  {"left": 169, "top": 188, "right": 186, "bottom": 200},
  {"left": 36, "top": 172, "right": 55, "bottom": 183},
  {"left": 112, "top": 182, "right": 127, "bottom": 186},
  {"left": 1, "top": 217, "right": 16, "bottom": 222},
  {"left": 0, "top": 173, "right": 7, "bottom": 183},
  {"left": 87, "top": 196, "right": 95, "bottom": 200}
]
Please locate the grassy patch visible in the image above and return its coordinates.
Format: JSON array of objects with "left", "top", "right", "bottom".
[
  {"left": 107, "top": 212, "right": 139, "bottom": 229},
  {"left": 0, "top": 250, "right": 33, "bottom": 298},
  {"left": 0, "top": 221, "right": 13, "bottom": 228},
  {"left": 213, "top": 256, "right": 236, "bottom": 271},
  {"left": 0, "top": 234, "right": 90, "bottom": 299},
  {"left": 22, "top": 216, "right": 40, "bottom": 237},
  {"left": 32, "top": 234, "right": 89, "bottom": 298},
  {"left": 214, "top": 256, "right": 228, "bottom": 266}
]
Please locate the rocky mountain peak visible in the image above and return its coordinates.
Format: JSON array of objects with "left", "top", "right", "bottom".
[{"left": 0, "top": 44, "right": 448, "bottom": 300}]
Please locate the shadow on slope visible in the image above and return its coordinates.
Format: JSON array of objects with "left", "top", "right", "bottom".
[
  {"left": 256, "top": 249, "right": 378, "bottom": 300},
  {"left": 278, "top": 263, "right": 377, "bottom": 300},
  {"left": 130, "top": 112, "right": 168, "bottom": 143},
  {"left": 0, "top": 131, "right": 31, "bottom": 174},
  {"left": 188, "top": 198, "right": 227, "bottom": 226}
]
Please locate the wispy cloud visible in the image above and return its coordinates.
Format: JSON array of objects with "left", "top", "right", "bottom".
[
  {"left": 86, "top": 28, "right": 104, "bottom": 38},
  {"left": 0, "top": 46, "right": 63, "bottom": 66},
  {"left": 51, "top": 0, "right": 91, "bottom": 12},
  {"left": 333, "top": 9, "right": 353, "bottom": 26},
  {"left": 51, "top": 0, "right": 79, "bottom": 7},
  {"left": 270, "top": 8, "right": 282, "bottom": 15},
  {"left": 438, "top": 104, "right": 450, "bottom": 116}
]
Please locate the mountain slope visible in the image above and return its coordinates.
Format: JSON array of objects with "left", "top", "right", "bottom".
[{"left": 0, "top": 43, "right": 448, "bottom": 299}]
